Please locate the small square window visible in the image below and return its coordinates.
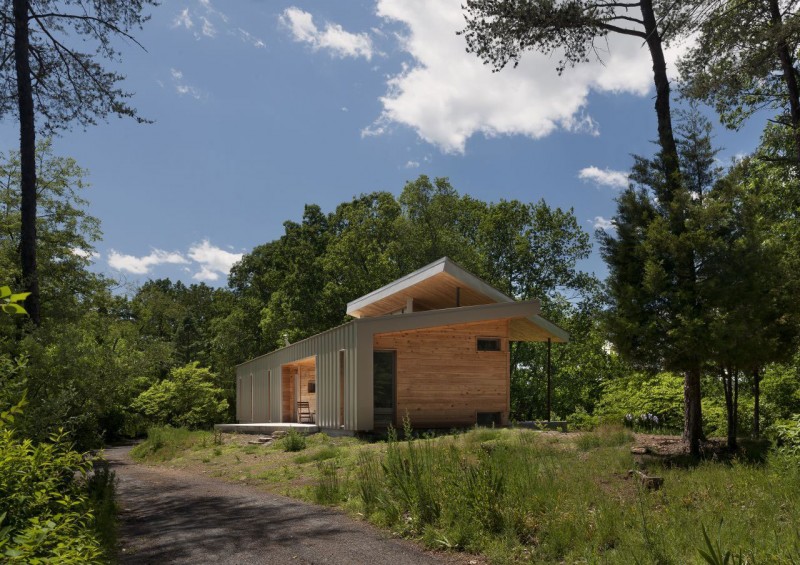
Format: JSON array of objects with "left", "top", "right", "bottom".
[
  {"left": 477, "top": 338, "right": 501, "bottom": 352},
  {"left": 308, "top": 381, "right": 316, "bottom": 393}
]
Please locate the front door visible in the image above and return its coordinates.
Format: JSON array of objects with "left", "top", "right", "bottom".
[{"left": 373, "top": 350, "right": 396, "bottom": 429}]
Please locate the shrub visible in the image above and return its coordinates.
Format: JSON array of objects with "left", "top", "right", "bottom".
[
  {"left": 774, "top": 415, "right": 800, "bottom": 458},
  {"left": 130, "top": 362, "right": 228, "bottom": 429},
  {"left": 282, "top": 428, "right": 307, "bottom": 452},
  {"left": 313, "top": 460, "right": 342, "bottom": 504},
  {"left": 566, "top": 406, "right": 598, "bottom": 431},
  {"left": 596, "top": 372, "right": 684, "bottom": 432},
  {"left": 0, "top": 397, "right": 105, "bottom": 563}
]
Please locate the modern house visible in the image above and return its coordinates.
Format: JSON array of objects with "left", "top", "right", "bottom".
[{"left": 234, "top": 257, "right": 568, "bottom": 432}]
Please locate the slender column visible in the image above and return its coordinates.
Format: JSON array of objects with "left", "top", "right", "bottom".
[{"left": 546, "top": 338, "right": 552, "bottom": 422}]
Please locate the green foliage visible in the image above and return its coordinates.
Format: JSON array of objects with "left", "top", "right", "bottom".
[
  {"left": 282, "top": 428, "right": 307, "bottom": 452},
  {"left": 130, "top": 362, "right": 228, "bottom": 430},
  {"left": 313, "top": 460, "right": 342, "bottom": 505},
  {"left": 0, "top": 286, "right": 29, "bottom": 316},
  {"left": 775, "top": 415, "right": 800, "bottom": 458},
  {"left": 350, "top": 428, "right": 800, "bottom": 561},
  {"left": 0, "top": 398, "right": 105, "bottom": 563},
  {"left": 762, "top": 361, "right": 800, "bottom": 428},
  {"left": 130, "top": 426, "right": 210, "bottom": 462},
  {"left": 596, "top": 372, "right": 685, "bottom": 431}
]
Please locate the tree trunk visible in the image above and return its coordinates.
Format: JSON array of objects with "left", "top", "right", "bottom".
[
  {"left": 721, "top": 367, "right": 734, "bottom": 450},
  {"left": 683, "top": 366, "right": 703, "bottom": 457},
  {"left": 752, "top": 367, "right": 761, "bottom": 437},
  {"left": 732, "top": 370, "right": 739, "bottom": 450},
  {"left": 768, "top": 0, "right": 800, "bottom": 165},
  {"left": 12, "top": 0, "right": 40, "bottom": 326},
  {"left": 639, "top": 0, "right": 682, "bottom": 199}
]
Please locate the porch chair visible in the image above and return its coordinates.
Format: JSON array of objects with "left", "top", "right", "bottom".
[{"left": 297, "top": 401, "right": 314, "bottom": 423}]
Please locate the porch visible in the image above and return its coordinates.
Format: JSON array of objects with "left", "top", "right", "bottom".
[{"left": 214, "top": 422, "right": 319, "bottom": 435}]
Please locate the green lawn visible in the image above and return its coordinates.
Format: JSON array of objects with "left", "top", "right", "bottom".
[{"left": 131, "top": 426, "right": 800, "bottom": 564}]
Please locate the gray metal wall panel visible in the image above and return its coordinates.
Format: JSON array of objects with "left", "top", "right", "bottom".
[{"left": 236, "top": 322, "right": 359, "bottom": 429}]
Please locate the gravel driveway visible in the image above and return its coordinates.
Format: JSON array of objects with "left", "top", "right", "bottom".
[{"left": 106, "top": 445, "right": 474, "bottom": 565}]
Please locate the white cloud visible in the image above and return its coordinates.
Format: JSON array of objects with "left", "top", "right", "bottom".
[
  {"left": 170, "top": 68, "right": 205, "bottom": 99},
  {"left": 281, "top": 7, "right": 373, "bottom": 60},
  {"left": 172, "top": 1, "right": 263, "bottom": 47},
  {"left": 108, "top": 249, "right": 189, "bottom": 275},
  {"left": 404, "top": 160, "right": 420, "bottom": 168},
  {"left": 368, "top": 0, "right": 688, "bottom": 154},
  {"left": 172, "top": 8, "right": 193, "bottom": 30},
  {"left": 593, "top": 216, "right": 615, "bottom": 231},
  {"left": 237, "top": 28, "right": 265, "bottom": 48},
  {"left": 187, "top": 240, "right": 243, "bottom": 282},
  {"left": 71, "top": 248, "right": 100, "bottom": 261},
  {"left": 201, "top": 17, "right": 216, "bottom": 38},
  {"left": 579, "top": 166, "right": 629, "bottom": 189}
]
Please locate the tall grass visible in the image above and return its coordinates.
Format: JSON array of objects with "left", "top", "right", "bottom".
[
  {"left": 130, "top": 425, "right": 209, "bottom": 461},
  {"left": 346, "top": 426, "right": 800, "bottom": 563}
]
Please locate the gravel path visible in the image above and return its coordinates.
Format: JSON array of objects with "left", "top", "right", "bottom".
[{"left": 106, "top": 446, "right": 472, "bottom": 565}]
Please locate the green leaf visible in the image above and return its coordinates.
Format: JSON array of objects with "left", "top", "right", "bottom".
[
  {"left": 9, "top": 293, "right": 30, "bottom": 303},
  {"left": 1, "top": 304, "right": 28, "bottom": 315},
  {"left": 0, "top": 286, "right": 10, "bottom": 299}
]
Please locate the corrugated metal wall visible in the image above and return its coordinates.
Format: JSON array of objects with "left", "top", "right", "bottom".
[{"left": 235, "top": 321, "right": 360, "bottom": 430}]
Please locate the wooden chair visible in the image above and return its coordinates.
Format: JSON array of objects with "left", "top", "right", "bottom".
[{"left": 297, "top": 401, "right": 314, "bottom": 423}]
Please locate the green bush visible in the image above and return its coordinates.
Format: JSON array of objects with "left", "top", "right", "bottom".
[
  {"left": 0, "top": 398, "right": 106, "bottom": 563},
  {"left": 774, "top": 415, "right": 800, "bottom": 458},
  {"left": 282, "top": 428, "right": 307, "bottom": 452},
  {"left": 596, "top": 372, "right": 685, "bottom": 431},
  {"left": 130, "top": 362, "right": 228, "bottom": 429}
]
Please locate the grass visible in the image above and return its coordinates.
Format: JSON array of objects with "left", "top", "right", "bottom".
[{"left": 131, "top": 425, "right": 800, "bottom": 563}]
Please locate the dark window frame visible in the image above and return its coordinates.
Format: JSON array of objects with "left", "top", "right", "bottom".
[{"left": 476, "top": 337, "right": 502, "bottom": 352}]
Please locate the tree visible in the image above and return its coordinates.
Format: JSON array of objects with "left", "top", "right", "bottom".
[
  {"left": 1, "top": 0, "right": 155, "bottom": 325},
  {"left": 460, "top": 0, "right": 707, "bottom": 454},
  {"left": 678, "top": 0, "right": 800, "bottom": 166},
  {"left": 600, "top": 113, "right": 717, "bottom": 453},
  {"left": 0, "top": 140, "right": 104, "bottom": 327}
]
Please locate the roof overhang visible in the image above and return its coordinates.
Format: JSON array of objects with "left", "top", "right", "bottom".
[
  {"left": 346, "top": 257, "right": 513, "bottom": 318},
  {"left": 360, "top": 299, "right": 568, "bottom": 343}
]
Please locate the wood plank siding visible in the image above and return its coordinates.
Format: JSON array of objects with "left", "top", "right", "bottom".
[{"left": 373, "top": 319, "right": 510, "bottom": 428}]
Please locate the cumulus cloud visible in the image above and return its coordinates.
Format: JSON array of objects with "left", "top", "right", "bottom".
[
  {"left": 281, "top": 7, "right": 373, "bottom": 60},
  {"left": 106, "top": 240, "right": 243, "bottom": 282},
  {"left": 108, "top": 249, "right": 189, "bottom": 275},
  {"left": 593, "top": 216, "right": 615, "bottom": 231},
  {"left": 367, "top": 0, "right": 688, "bottom": 154},
  {"left": 579, "top": 166, "right": 630, "bottom": 189},
  {"left": 187, "top": 240, "right": 243, "bottom": 282},
  {"left": 71, "top": 248, "right": 100, "bottom": 261}
]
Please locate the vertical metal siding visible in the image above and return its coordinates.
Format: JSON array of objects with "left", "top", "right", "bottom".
[{"left": 235, "top": 321, "right": 360, "bottom": 429}]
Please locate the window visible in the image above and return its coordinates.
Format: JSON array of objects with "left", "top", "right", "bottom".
[
  {"left": 308, "top": 381, "right": 316, "bottom": 393},
  {"left": 477, "top": 338, "right": 501, "bottom": 352}
]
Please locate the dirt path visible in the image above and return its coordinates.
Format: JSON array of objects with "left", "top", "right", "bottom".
[{"left": 106, "top": 446, "right": 472, "bottom": 565}]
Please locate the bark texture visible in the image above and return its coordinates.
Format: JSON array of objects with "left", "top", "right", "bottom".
[{"left": 12, "top": 0, "right": 40, "bottom": 325}]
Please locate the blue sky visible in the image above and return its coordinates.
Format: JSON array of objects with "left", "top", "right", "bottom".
[{"left": 1, "top": 0, "right": 766, "bottom": 287}]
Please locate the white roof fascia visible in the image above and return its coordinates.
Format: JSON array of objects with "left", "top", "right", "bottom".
[
  {"left": 346, "top": 257, "right": 512, "bottom": 316},
  {"left": 358, "top": 299, "right": 540, "bottom": 335},
  {"left": 528, "top": 314, "right": 570, "bottom": 343}
]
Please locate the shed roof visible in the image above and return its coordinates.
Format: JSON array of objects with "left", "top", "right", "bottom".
[{"left": 346, "top": 257, "right": 513, "bottom": 318}]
